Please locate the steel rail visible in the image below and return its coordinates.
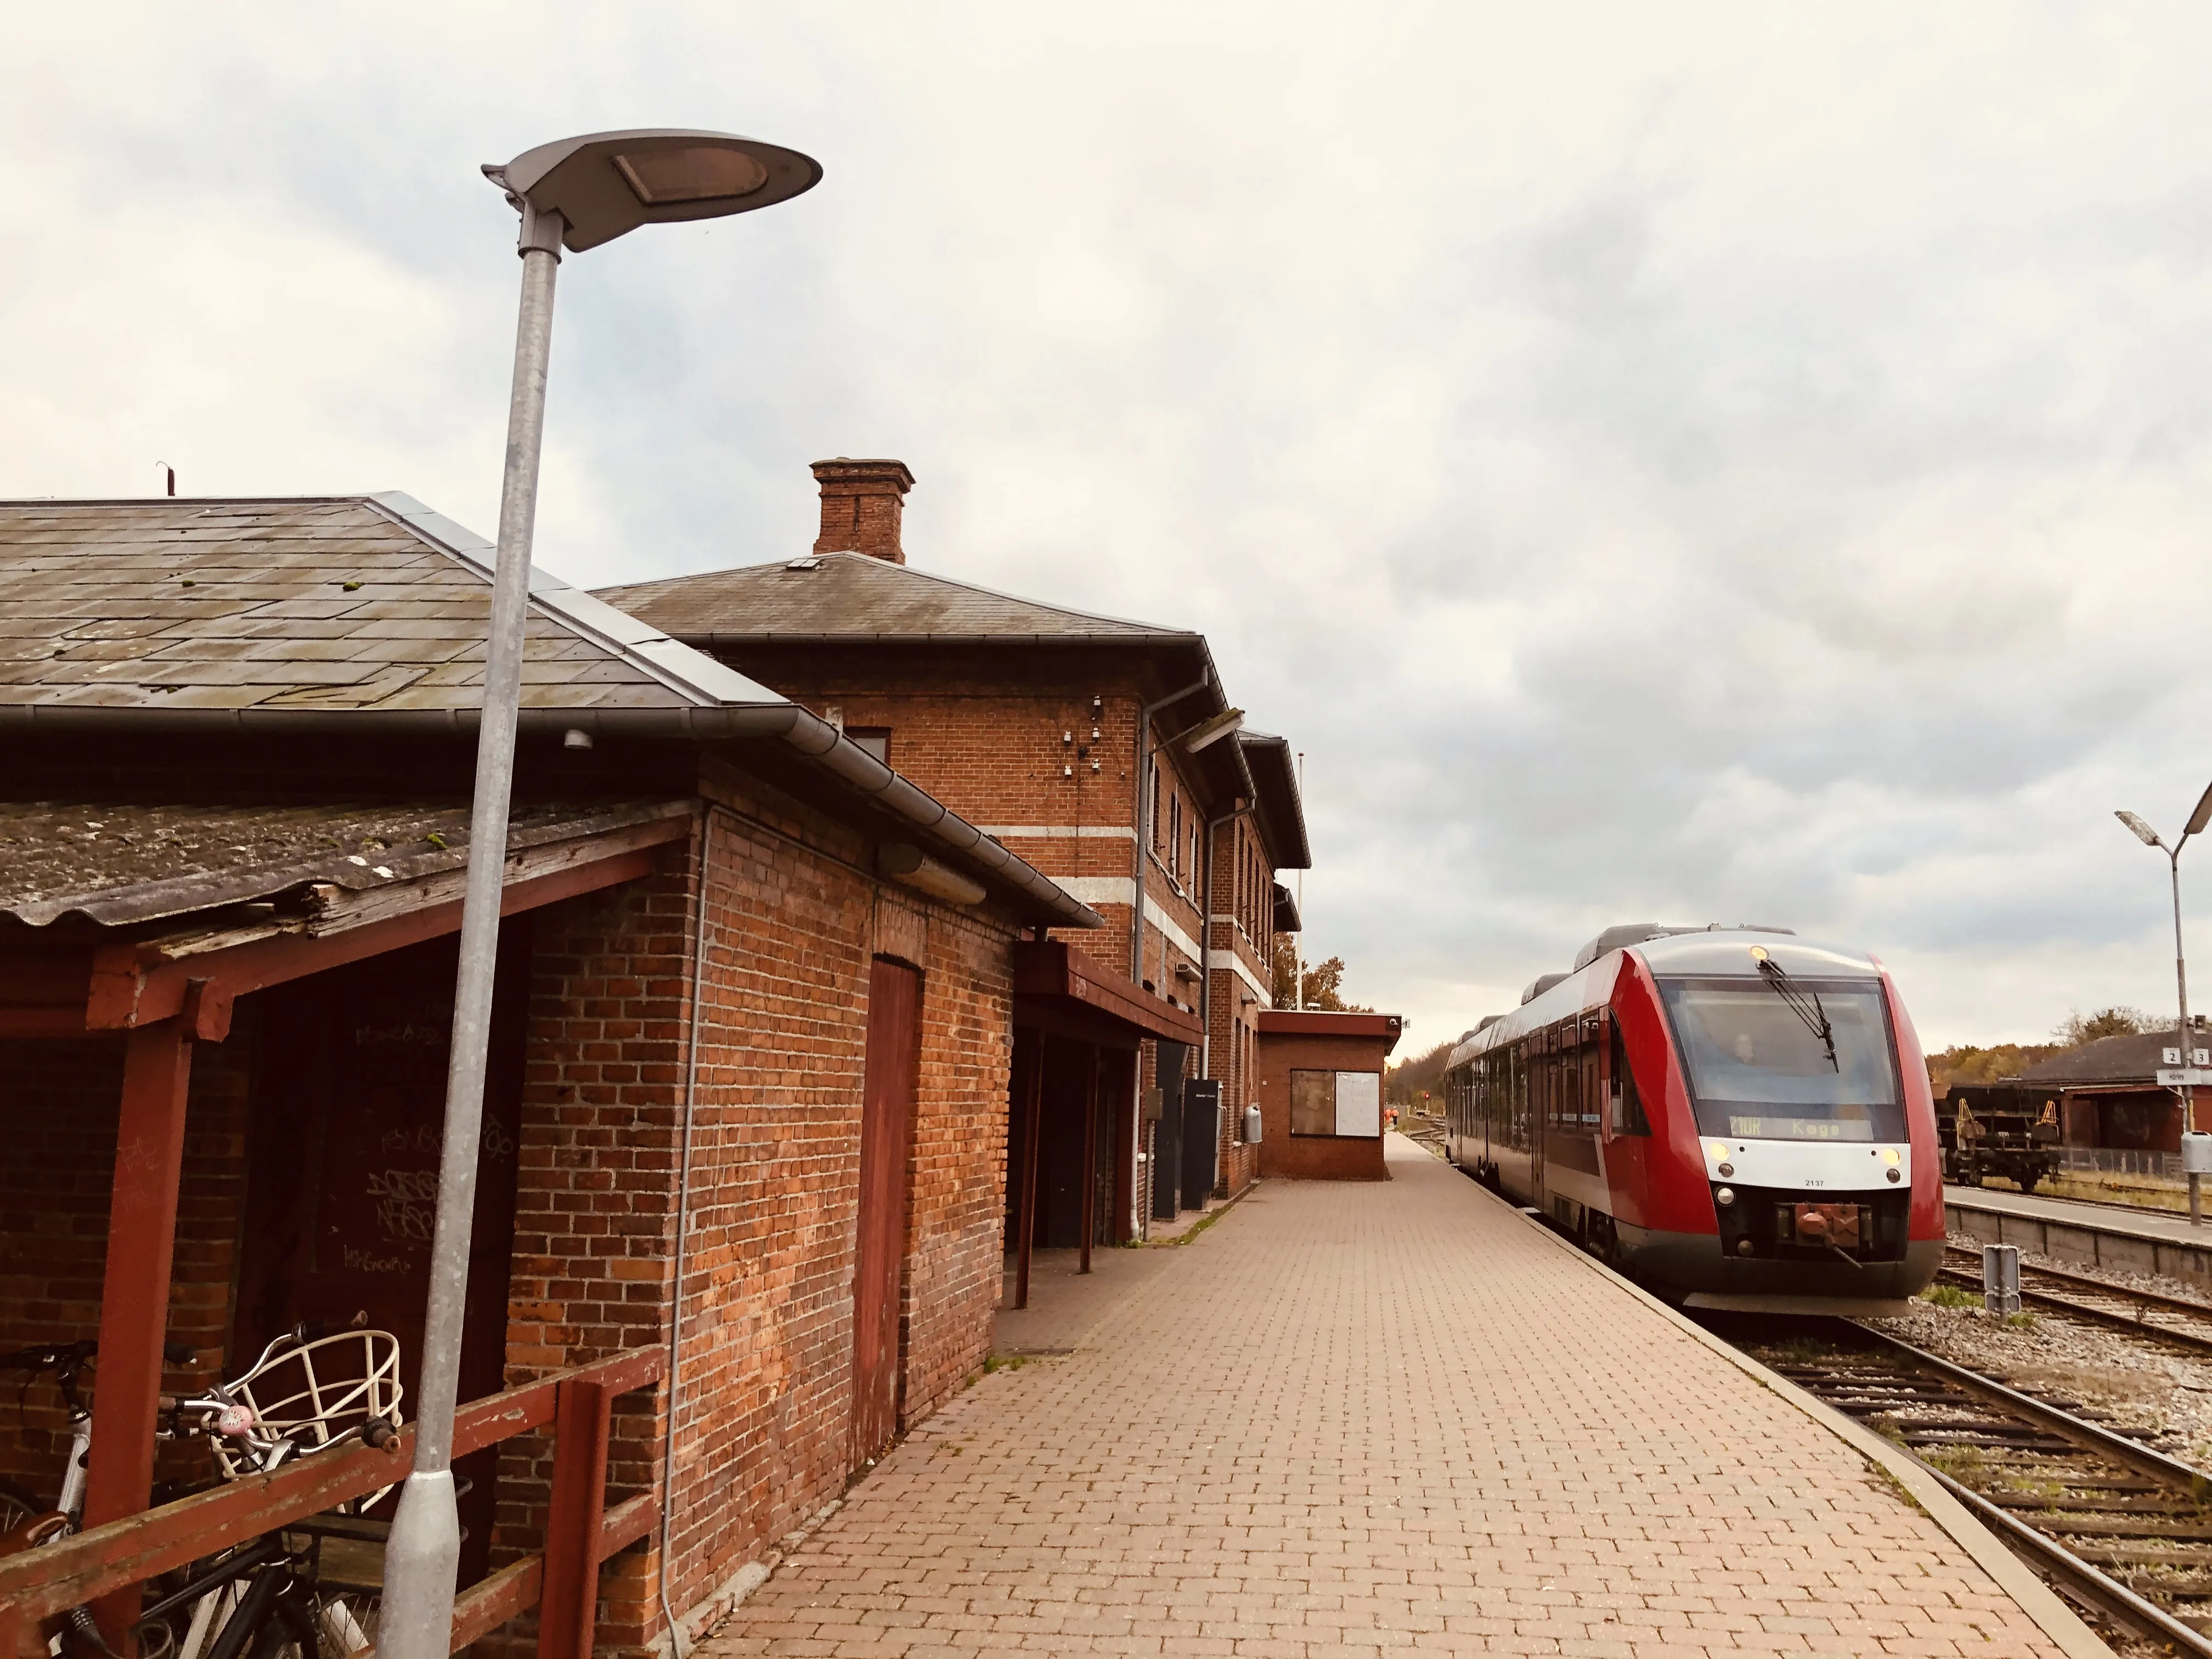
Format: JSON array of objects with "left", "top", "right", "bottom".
[
  {"left": 1943, "top": 1243, "right": 2212, "bottom": 1321},
  {"left": 1848, "top": 1325, "right": 2212, "bottom": 1496},
  {"left": 1936, "top": 1254, "right": 2212, "bottom": 1358},
  {"left": 1917, "top": 1458, "right": 2212, "bottom": 1657},
  {"left": 1933, "top": 1267, "right": 2212, "bottom": 1357},
  {"left": 1795, "top": 1324, "right": 2212, "bottom": 1649}
]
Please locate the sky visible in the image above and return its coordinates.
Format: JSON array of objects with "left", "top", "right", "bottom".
[{"left": 7, "top": 3, "right": 2212, "bottom": 1053}]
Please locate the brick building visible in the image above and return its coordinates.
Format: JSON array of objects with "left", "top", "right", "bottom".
[
  {"left": 1253, "top": 1011, "right": 1407, "bottom": 1180},
  {"left": 0, "top": 494, "right": 1103, "bottom": 1654},
  {"left": 599, "top": 459, "right": 1311, "bottom": 1245},
  {"left": 2019, "top": 1023, "right": 2212, "bottom": 1153}
]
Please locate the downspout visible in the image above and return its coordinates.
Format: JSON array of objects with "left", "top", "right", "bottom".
[
  {"left": 1128, "top": 669, "right": 1211, "bottom": 987},
  {"left": 1198, "top": 802, "right": 1256, "bottom": 1077},
  {"left": 1201, "top": 799, "right": 1257, "bottom": 1205},
  {"left": 657, "top": 809, "right": 715, "bottom": 1659},
  {"left": 1129, "top": 669, "right": 1209, "bottom": 1245}
]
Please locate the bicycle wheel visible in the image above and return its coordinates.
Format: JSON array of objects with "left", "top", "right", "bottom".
[
  {"left": 0, "top": 1476, "right": 47, "bottom": 1537},
  {"left": 311, "top": 1591, "right": 377, "bottom": 1659}
]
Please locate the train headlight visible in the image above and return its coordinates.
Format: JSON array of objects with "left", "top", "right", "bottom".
[
  {"left": 1717, "top": 1162, "right": 1734, "bottom": 1177},
  {"left": 1880, "top": 1148, "right": 1901, "bottom": 1165},
  {"left": 1714, "top": 1186, "right": 1735, "bottom": 1207},
  {"left": 1886, "top": 1168, "right": 1901, "bottom": 1183}
]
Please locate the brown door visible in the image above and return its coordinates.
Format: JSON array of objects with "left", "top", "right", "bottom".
[{"left": 850, "top": 957, "right": 920, "bottom": 1464}]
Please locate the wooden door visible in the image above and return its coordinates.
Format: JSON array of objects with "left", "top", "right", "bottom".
[{"left": 851, "top": 958, "right": 919, "bottom": 1464}]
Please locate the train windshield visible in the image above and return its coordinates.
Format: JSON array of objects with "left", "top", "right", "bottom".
[{"left": 1657, "top": 977, "right": 1904, "bottom": 1142}]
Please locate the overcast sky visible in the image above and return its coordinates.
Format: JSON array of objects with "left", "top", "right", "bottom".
[{"left": 9, "top": 3, "right": 2212, "bottom": 1052}]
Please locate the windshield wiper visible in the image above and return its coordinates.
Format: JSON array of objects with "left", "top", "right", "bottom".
[{"left": 1750, "top": 947, "right": 1839, "bottom": 1072}]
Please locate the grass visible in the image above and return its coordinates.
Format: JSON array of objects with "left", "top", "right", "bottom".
[
  {"left": 981, "top": 1353, "right": 1034, "bottom": 1375},
  {"left": 1924, "top": 1442, "right": 1991, "bottom": 1479},
  {"left": 1920, "top": 1283, "right": 1979, "bottom": 1310},
  {"left": 2004, "top": 1311, "right": 2041, "bottom": 1331}
]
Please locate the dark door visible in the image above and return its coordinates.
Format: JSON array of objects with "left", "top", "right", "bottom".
[
  {"left": 232, "top": 926, "right": 528, "bottom": 1583},
  {"left": 851, "top": 958, "right": 919, "bottom": 1464},
  {"left": 1150, "top": 1041, "right": 1188, "bottom": 1221},
  {"left": 1181, "top": 1079, "right": 1221, "bottom": 1210}
]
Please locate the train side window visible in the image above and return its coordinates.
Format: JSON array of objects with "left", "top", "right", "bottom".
[{"left": 1610, "top": 1019, "right": 1650, "bottom": 1136}]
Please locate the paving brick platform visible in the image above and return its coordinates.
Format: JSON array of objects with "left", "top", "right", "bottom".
[{"left": 701, "top": 1138, "right": 2070, "bottom": 1657}]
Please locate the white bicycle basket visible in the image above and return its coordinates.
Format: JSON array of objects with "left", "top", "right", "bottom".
[{"left": 213, "top": 1328, "right": 404, "bottom": 1485}]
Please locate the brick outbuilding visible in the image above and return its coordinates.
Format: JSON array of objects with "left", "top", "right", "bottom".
[
  {"left": 1254, "top": 1010, "right": 1407, "bottom": 1181},
  {"left": 598, "top": 459, "right": 1311, "bottom": 1256},
  {"left": 0, "top": 494, "right": 1101, "bottom": 1656}
]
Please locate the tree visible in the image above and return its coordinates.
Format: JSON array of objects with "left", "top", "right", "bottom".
[
  {"left": 1924, "top": 1043, "right": 2060, "bottom": 1099},
  {"left": 2055, "top": 1006, "right": 2153, "bottom": 1046},
  {"left": 1386, "top": 1039, "right": 1454, "bottom": 1104},
  {"left": 1269, "top": 941, "right": 1372, "bottom": 1012},
  {"left": 1923, "top": 1005, "right": 2158, "bottom": 1098}
]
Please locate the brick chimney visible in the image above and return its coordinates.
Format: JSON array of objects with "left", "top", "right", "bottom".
[{"left": 811, "top": 458, "right": 915, "bottom": 563}]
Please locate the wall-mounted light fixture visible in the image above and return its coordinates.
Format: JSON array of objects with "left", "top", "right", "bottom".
[{"left": 880, "top": 842, "right": 987, "bottom": 906}]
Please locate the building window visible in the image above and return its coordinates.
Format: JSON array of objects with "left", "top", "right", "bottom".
[
  {"left": 847, "top": 727, "right": 890, "bottom": 764},
  {"left": 1290, "top": 1069, "right": 1383, "bottom": 1137},
  {"left": 1169, "top": 793, "right": 1182, "bottom": 878},
  {"left": 1150, "top": 762, "right": 1163, "bottom": 845}
]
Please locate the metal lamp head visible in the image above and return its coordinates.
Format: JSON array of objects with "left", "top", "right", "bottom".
[
  {"left": 2118, "top": 809, "right": 2164, "bottom": 849},
  {"left": 2188, "top": 780, "right": 2212, "bottom": 840},
  {"left": 483, "top": 128, "right": 821, "bottom": 251}
]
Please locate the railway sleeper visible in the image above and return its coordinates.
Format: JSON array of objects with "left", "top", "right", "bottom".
[{"left": 2034, "top": 1516, "right": 2212, "bottom": 1539}]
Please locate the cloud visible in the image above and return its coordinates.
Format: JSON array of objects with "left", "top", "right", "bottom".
[{"left": 7, "top": 1, "right": 2212, "bottom": 1049}]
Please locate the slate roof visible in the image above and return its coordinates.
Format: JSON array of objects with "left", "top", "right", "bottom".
[
  {"left": 0, "top": 798, "right": 689, "bottom": 928},
  {"left": 596, "top": 550, "right": 1199, "bottom": 645},
  {"left": 0, "top": 494, "right": 779, "bottom": 711},
  {"left": 2021, "top": 1029, "right": 2197, "bottom": 1086},
  {"left": 0, "top": 495, "right": 1103, "bottom": 930}
]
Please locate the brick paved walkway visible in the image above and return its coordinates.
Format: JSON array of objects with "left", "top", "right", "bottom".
[{"left": 701, "top": 1138, "right": 2070, "bottom": 1657}]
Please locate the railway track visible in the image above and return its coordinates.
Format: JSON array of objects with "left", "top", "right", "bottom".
[
  {"left": 1766, "top": 1324, "right": 2212, "bottom": 1651},
  {"left": 1938, "top": 1244, "right": 2212, "bottom": 1356}
]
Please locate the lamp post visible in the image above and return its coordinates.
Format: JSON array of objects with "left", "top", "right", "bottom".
[
  {"left": 2116, "top": 777, "right": 2212, "bottom": 1226},
  {"left": 378, "top": 128, "right": 819, "bottom": 1659}
]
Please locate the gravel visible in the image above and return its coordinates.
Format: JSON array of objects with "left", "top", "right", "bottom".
[{"left": 1863, "top": 1235, "right": 2212, "bottom": 1469}]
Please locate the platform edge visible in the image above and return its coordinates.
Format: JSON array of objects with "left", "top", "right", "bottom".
[{"left": 1458, "top": 1171, "right": 2115, "bottom": 1659}]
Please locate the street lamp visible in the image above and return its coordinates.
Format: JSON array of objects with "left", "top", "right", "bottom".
[
  {"left": 2116, "top": 777, "right": 2212, "bottom": 1226},
  {"left": 379, "top": 128, "right": 820, "bottom": 1659}
]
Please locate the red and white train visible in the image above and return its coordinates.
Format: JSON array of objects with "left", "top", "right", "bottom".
[{"left": 1442, "top": 924, "right": 1943, "bottom": 1312}]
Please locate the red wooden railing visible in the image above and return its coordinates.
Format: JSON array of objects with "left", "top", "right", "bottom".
[{"left": 0, "top": 1347, "right": 664, "bottom": 1659}]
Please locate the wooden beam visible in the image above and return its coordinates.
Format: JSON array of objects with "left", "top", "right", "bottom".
[
  {"left": 1015, "top": 1039, "right": 1044, "bottom": 1311},
  {"left": 82, "top": 1019, "right": 194, "bottom": 1651},
  {"left": 82, "top": 848, "right": 658, "bottom": 1035},
  {"left": 0, "top": 1346, "right": 665, "bottom": 1622},
  {"left": 1079, "top": 1044, "right": 1098, "bottom": 1276},
  {"left": 538, "top": 1378, "right": 614, "bottom": 1659}
]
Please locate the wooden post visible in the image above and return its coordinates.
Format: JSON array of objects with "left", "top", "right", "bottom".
[
  {"left": 84, "top": 1018, "right": 194, "bottom": 1651},
  {"left": 1014, "top": 1039, "right": 1045, "bottom": 1311},
  {"left": 1079, "top": 1044, "right": 1099, "bottom": 1276},
  {"left": 538, "top": 1376, "right": 614, "bottom": 1659}
]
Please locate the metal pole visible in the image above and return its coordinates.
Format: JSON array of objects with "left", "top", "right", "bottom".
[
  {"left": 2175, "top": 850, "right": 2199, "bottom": 1226},
  {"left": 380, "top": 200, "right": 565, "bottom": 1659}
]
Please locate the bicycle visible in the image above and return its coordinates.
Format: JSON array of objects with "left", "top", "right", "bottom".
[
  {"left": 0, "top": 1340, "right": 195, "bottom": 1552},
  {"left": 2, "top": 1323, "right": 404, "bottom": 1659}
]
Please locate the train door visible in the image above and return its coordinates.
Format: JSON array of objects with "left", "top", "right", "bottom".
[{"left": 1533, "top": 1033, "right": 1550, "bottom": 1202}]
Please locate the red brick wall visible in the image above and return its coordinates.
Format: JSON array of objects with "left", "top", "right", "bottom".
[
  {"left": 1255, "top": 1030, "right": 1396, "bottom": 1181},
  {"left": 497, "top": 774, "right": 1018, "bottom": 1656},
  {"left": 0, "top": 1019, "right": 253, "bottom": 1498},
  {"left": 715, "top": 650, "right": 1289, "bottom": 1222}
]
